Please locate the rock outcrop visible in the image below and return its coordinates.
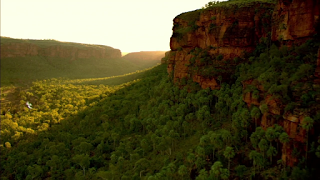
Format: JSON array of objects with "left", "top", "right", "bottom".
[
  {"left": 271, "top": 0, "right": 320, "bottom": 44},
  {"left": 168, "top": 2, "right": 274, "bottom": 89},
  {"left": 0, "top": 38, "right": 121, "bottom": 60},
  {"left": 168, "top": 0, "right": 320, "bottom": 89}
]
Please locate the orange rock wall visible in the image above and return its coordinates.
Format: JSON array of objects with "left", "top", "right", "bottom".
[
  {"left": 168, "top": 2, "right": 274, "bottom": 89},
  {"left": 1, "top": 42, "right": 121, "bottom": 60},
  {"left": 271, "top": 0, "right": 320, "bottom": 44}
]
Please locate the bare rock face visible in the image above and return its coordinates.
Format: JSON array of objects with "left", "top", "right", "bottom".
[
  {"left": 168, "top": 2, "right": 274, "bottom": 89},
  {"left": 1, "top": 43, "right": 39, "bottom": 57},
  {"left": 271, "top": 0, "right": 320, "bottom": 44},
  {"left": 1, "top": 41, "right": 121, "bottom": 60}
]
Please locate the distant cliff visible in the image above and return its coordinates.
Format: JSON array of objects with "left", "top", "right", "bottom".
[
  {"left": 0, "top": 37, "right": 121, "bottom": 60},
  {"left": 122, "top": 51, "right": 166, "bottom": 62}
]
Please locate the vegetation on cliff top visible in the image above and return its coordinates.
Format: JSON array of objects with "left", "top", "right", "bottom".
[{"left": 1, "top": 36, "right": 115, "bottom": 49}]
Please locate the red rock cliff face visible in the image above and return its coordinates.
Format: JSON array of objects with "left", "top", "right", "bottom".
[
  {"left": 168, "top": 2, "right": 274, "bottom": 89},
  {"left": 271, "top": 0, "right": 320, "bottom": 44},
  {"left": 1, "top": 41, "right": 121, "bottom": 60}
]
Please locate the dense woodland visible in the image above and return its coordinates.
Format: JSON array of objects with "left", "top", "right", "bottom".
[
  {"left": 1, "top": 0, "right": 320, "bottom": 179},
  {"left": 1, "top": 37, "right": 320, "bottom": 179}
]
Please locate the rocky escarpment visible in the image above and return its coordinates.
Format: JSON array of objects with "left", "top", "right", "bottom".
[
  {"left": 271, "top": 0, "right": 320, "bottom": 44},
  {"left": 168, "top": 0, "right": 320, "bottom": 168},
  {"left": 168, "top": 2, "right": 274, "bottom": 89},
  {"left": 168, "top": 0, "right": 319, "bottom": 89},
  {"left": 0, "top": 37, "right": 121, "bottom": 60}
]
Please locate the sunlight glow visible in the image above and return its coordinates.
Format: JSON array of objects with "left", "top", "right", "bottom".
[{"left": 1, "top": 0, "right": 227, "bottom": 53}]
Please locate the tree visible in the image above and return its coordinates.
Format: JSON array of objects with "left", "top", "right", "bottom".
[
  {"left": 258, "top": 138, "right": 269, "bottom": 158},
  {"left": 260, "top": 104, "right": 268, "bottom": 114},
  {"left": 196, "top": 169, "right": 208, "bottom": 180},
  {"left": 27, "top": 164, "right": 43, "bottom": 179},
  {"left": 266, "top": 145, "right": 277, "bottom": 163},
  {"left": 301, "top": 117, "right": 314, "bottom": 162},
  {"left": 249, "top": 150, "right": 263, "bottom": 175},
  {"left": 251, "top": 106, "right": 261, "bottom": 128},
  {"left": 220, "top": 129, "right": 232, "bottom": 146},
  {"left": 210, "top": 161, "right": 229, "bottom": 180},
  {"left": 72, "top": 154, "right": 90, "bottom": 176},
  {"left": 210, "top": 161, "right": 223, "bottom": 178},
  {"left": 187, "top": 153, "right": 196, "bottom": 173},
  {"left": 46, "top": 155, "right": 60, "bottom": 174},
  {"left": 235, "top": 165, "right": 247, "bottom": 178},
  {"left": 4, "top": 142, "right": 11, "bottom": 149},
  {"left": 75, "top": 142, "right": 93, "bottom": 155},
  {"left": 134, "top": 158, "right": 149, "bottom": 178},
  {"left": 178, "top": 165, "right": 188, "bottom": 179},
  {"left": 223, "top": 146, "right": 235, "bottom": 171},
  {"left": 279, "top": 132, "right": 290, "bottom": 159},
  {"left": 265, "top": 127, "right": 277, "bottom": 148},
  {"left": 140, "top": 138, "right": 151, "bottom": 156},
  {"left": 209, "top": 132, "right": 223, "bottom": 161}
]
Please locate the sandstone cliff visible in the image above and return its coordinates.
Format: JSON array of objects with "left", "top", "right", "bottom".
[
  {"left": 168, "top": 1, "right": 274, "bottom": 89},
  {"left": 168, "top": 0, "right": 320, "bottom": 167},
  {"left": 168, "top": 0, "right": 319, "bottom": 89},
  {"left": 0, "top": 37, "right": 121, "bottom": 60},
  {"left": 271, "top": 0, "right": 320, "bottom": 44}
]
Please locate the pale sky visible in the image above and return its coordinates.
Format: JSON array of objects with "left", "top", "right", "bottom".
[{"left": 1, "top": 0, "right": 226, "bottom": 53}]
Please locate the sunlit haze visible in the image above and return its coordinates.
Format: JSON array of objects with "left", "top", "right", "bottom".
[{"left": 1, "top": 0, "right": 227, "bottom": 53}]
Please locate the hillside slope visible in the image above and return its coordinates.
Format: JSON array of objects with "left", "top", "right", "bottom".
[
  {"left": 1, "top": 37, "right": 163, "bottom": 86},
  {"left": 167, "top": 0, "right": 320, "bottom": 170}
]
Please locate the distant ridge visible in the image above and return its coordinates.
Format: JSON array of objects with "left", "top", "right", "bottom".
[{"left": 0, "top": 36, "right": 121, "bottom": 59}]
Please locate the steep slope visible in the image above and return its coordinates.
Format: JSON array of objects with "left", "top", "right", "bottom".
[{"left": 167, "top": 0, "right": 320, "bottom": 169}]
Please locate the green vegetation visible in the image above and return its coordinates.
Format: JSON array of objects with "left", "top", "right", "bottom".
[
  {"left": 1, "top": 1, "right": 320, "bottom": 179},
  {"left": 1, "top": 35, "right": 320, "bottom": 179},
  {"left": 1, "top": 56, "right": 159, "bottom": 87},
  {"left": 1, "top": 36, "right": 113, "bottom": 49},
  {"left": 202, "top": 0, "right": 276, "bottom": 9}
]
